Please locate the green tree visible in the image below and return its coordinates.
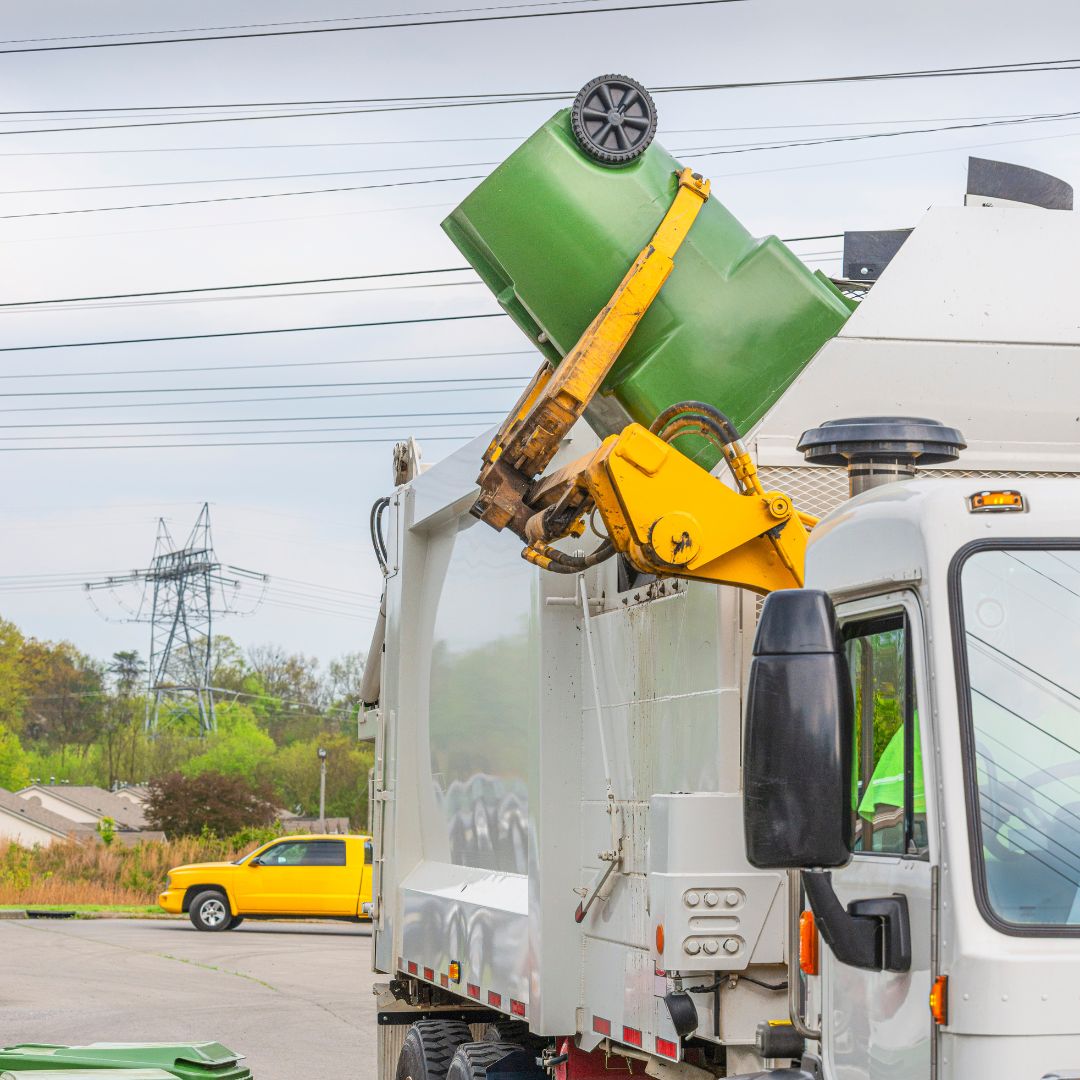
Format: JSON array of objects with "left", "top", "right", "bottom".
[
  {"left": 0, "top": 618, "right": 28, "bottom": 734},
  {"left": 22, "top": 640, "right": 105, "bottom": 753},
  {"left": 263, "top": 734, "right": 373, "bottom": 826},
  {"left": 103, "top": 650, "right": 146, "bottom": 787},
  {"left": 181, "top": 703, "right": 275, "bottom": 779},
  {"left": 0, "top": 722, "right": 30, "bottom": 790}
]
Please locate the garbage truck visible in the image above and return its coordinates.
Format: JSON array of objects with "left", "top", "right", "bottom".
[{"left": 362, "top": 74, "right": 1080, "bottom": 1080}]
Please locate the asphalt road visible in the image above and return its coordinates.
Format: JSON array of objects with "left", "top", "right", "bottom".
[{"left": 0, "top": 918, "right": 378, "bottom": 1080}]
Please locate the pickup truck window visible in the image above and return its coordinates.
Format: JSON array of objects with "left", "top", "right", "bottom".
[
  {"left": 844, "top": 612, "right": 926, "bottom": 857},
  {"left": 256, "top": 840, "right": 347, "bottom": 867},
  {"left": 957, "top": 545, "right": 1080, "bottom": 930},
  {"left": 364, "top": 840, "right": 373, "bottom": 865}
]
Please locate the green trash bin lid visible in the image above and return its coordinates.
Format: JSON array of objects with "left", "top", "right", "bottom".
[
  {"left": 2, "top": 1070, "right": 176, "bottom": 1080},
  {"left": 0, "top": 1045, "right": 250, "bottom": 1080}
]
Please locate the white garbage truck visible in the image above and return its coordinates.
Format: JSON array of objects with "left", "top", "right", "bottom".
[{"left": 362, "top": 76, "right": 1080, "bottom": 1080}]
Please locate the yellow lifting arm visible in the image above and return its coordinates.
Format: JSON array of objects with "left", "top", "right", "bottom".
[
  {"left": 470, "top": 167, "right": 813, "bottom": 594},
  {"left": 473, "top": 167, "right": 711, "bottom": 536}
]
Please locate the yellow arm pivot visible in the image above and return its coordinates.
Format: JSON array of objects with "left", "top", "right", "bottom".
[{"left": 527, "top": 424, "right": 810, "bottom": 593}]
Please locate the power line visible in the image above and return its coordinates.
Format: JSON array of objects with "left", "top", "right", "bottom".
[
  {"left": 681, "top": 109, "right": 1080, "bottom": 158},
  {"left": 0, "top": 267, "right": 472, "bottom": 308},
  {"left": 0, "top": 410, "right": 506, "bottom": 430},
  {"left": 0, "top": 0, "right": 616, "bottom": 46},
  {"left": 4, "top": 109, "right": 1072, "bottom": 200},
  {"left": 0, "top": 58, "right": 1076, "bottom": 137},
  {"left": 0, "top": 374, "right": 530, "bottom": 399},
  {"left": 0, "top": 350, "right": 528, "bottom": 381},
  {"left": 0, "top": 1, "right": 749, "bottom": 56},
  {"left": 0, "top": 172, "right": 487, "bottom": 220},
  {"left": 0, "top": 420, "right": 492, "bottom": 441},
  {"left": 0, "top": 311, "right": 507, "bottom": 352},
  {"left": 27, "top": 279, "right": 485, "bottom": 313},
  {"left": 0, "top": 384, "right": 526, "bottom": 416},
  {"left": 0, "top": 434, "right": 477, "bottom": 451},
  {"left": 0, "top": 160, "right": 499, "bottom": 196},
  {"left": 2, "top": 108, "right": 1072, "bottom": 213},
  {"left": 0, "top": 111, "right": 1043, "bottom": 155}
]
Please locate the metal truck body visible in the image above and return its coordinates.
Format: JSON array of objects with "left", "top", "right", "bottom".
[{"left": 367, "top": 201, "right": 1080, "bottom": 1078}]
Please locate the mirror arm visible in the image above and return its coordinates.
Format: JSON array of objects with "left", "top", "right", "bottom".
[{"left": 802, "top": 871, "right": 911, "bottom": 973}]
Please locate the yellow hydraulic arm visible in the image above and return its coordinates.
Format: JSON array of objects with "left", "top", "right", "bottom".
[{"left": 471, "top": 168, "right": 813, "bottom": 594}]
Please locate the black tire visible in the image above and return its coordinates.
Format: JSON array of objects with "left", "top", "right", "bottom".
[
  {"left": 571, "top": 74, "right": 657, "bottom": 166},
  {"left": 395, "top": 1021, "right": 474, "bottom": 1080},
  {"left": 445, "top": 1043, "right": 521, "bottom": 1080},
  {"left": 188, "top": 889, "right": 232, "bottom": 932},
  {"left": 228, "top": 916, "right": 244, "bottom": 929}
]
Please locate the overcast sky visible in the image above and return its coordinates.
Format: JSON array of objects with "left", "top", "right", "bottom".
[{"left": 0, "top": 0, "right": 1077, "bottom": 669}]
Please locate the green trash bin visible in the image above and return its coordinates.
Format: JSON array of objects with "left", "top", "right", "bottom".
[
  {"left": 0, "top": 1044, "right": 250, "bottom": 1080},
  {"left": 443, "top": 105, "right": 855, "bottom": 468}
]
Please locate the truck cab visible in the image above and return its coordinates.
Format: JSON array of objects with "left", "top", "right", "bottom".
[{"left": 743, "top": 479, "right": 1080, "bottom": 1079}]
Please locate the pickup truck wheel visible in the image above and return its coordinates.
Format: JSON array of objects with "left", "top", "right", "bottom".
[
  {"left": 188, "top": 890, "right": 232, "bottom": 932},
  {"left": 396, "top": 1020, "right": 473, "bottom": 1080},
  {"left": 445, "top": 1043, "right": 521, "bottom": 1080},
  {"left": 228, "top": 916, "right": 244, "bottom": 929}
]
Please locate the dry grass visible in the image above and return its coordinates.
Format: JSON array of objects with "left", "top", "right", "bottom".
[{"left": 0, "top": 831, "right": 272, "bottom": 907}]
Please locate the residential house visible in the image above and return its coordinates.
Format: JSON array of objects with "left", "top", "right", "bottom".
[
  {"left": 17, "top": 784, "right": 148, "bottom": 832},
  {"left": 0, "top": 788, "right": 95, "bottom": 847}
]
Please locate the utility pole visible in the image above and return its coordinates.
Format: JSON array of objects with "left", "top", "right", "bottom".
[
  {"left": 84, "top": 503, "right": 267, "bottom": 735},
  {"left": 318, "top": 746, "right": 328, "bottom": 832}
]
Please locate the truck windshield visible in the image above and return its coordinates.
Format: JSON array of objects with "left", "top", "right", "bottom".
[{"left": 958, "top": 546, "right": 1080, "bottom": 928}]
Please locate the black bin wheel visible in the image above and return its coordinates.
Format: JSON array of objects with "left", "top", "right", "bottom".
[
  {"left": 396, "top": 1020, "right": 474, "bottom": 1080},
  {"left": 445, "top": 1043, "right": 522, "bottom": 1080},
  {"left": 571, "top": 74, "right": 657, "bottom": 166}
]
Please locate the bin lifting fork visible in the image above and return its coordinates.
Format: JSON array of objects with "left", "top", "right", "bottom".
[{"left": 471, "top": 167, "right": 814, "bottom": 594}]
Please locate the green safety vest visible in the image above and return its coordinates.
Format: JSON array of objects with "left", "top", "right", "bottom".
[{"left": 858, "top": 719, "right": 925, "bottom": 817}]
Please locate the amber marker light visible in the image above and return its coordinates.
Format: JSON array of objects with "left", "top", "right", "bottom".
[
  {"left": 655, "top": 923, "right": 665, "bottom": 955},
  {"left": 799, "top": 910, "right": 819, "bottom": 977},
  {"left": 930, "top": 975, "right": 948, "bottom": 1025},
  {"left": 448, "top": 961, "right": 461, "bottom": 983},
  {"left": 968, "top": 490, "right": 1025, "bottom": 513}
]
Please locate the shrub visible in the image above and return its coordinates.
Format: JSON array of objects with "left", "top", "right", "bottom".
[{"left": 145, "top": 770, "right": 279, "bottom": 838}]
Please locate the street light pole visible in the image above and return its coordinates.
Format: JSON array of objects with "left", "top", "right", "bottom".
[{"left": 318, "top": 746, "right": 327, "bottom": 832}]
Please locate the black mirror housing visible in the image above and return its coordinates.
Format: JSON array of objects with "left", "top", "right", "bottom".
[{"left": 744, "top": 590, "right": 853, "bottom": 869}]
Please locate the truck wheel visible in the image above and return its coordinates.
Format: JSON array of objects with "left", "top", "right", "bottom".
[
  {"left": 395, "top": 1020, "right": 473, "bottom": 1080},
  {"left": 445, "top": 1043, "right": 521, "bottom": 1080},
  {"left": 228, "top": 916, "right": 244, "bottom": 929},
  {"left": 188, "top": 890, "right": 232, "bottom": 932}
]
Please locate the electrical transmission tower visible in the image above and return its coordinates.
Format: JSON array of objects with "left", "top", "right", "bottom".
[{"left": 85, "top": 503, "right": 267, "bottom": 734}]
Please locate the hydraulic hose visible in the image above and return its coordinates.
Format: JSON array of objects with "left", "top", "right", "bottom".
[
  {"left": 370, "top": 496, "right": 391, "bottom": 574},
  {"left": 650, "top": 400, "right": 742, "bottom": 446}
]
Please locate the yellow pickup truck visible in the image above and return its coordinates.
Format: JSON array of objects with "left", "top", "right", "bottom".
[{"left": 159, "top": 833, "right": 374, "bottom": 931}]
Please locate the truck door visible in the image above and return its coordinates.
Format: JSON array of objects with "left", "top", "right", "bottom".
[{"left": 823, "top": 595, "right": 934, "bottom": 1079}]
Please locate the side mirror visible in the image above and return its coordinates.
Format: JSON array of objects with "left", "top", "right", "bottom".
[
  {"left": 743, "top": 590, "right": 911, "bottom": 974},
  {"left": 743, "top": 589, "right": 853, "bottom": 869}
]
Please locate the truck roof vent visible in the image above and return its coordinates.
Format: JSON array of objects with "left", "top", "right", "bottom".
[{"left": 797, "top": 416, "right": 966, "bottom": 497}]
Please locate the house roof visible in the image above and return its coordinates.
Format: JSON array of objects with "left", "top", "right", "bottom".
[
  {"left": 17, "top": 784, "right": 147, "bottom": 829},
  {"left": 0, "top": 788, "right": 95, "bottom": 839}
]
